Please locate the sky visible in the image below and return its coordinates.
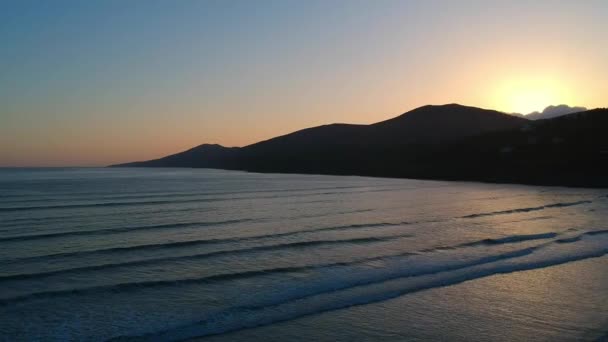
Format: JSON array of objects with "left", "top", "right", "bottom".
[{"left": 1, "top": 0, "right": 607, "bottom": 166}]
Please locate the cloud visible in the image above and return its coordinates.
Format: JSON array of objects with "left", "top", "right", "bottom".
[{"left": 526, "top": 105, "right": 587, "bottom": 120}]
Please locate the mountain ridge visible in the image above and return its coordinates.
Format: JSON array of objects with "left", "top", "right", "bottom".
[
  {"left": 111, "top": 104, "right": 608, "bottom": 187},
  {"left": 116, "top": 103, "right": 526, "bottom": 167}
]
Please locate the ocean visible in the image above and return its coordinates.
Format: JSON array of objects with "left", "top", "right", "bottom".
[{"left": 1, "top": 168, "right": 607, "bottom": 341}]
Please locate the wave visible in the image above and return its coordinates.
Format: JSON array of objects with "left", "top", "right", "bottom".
[
  {"left": 5, "top": 228, "right": 585, "bottom": 299},
  {"left": 0, "top": 184, "right": 400, "bottom": 205},
  {"left": 0, "top": 235, "right": 410, "bottom": 282},
  {"left": 2, "top": 229, "right": 566, "bottom": 282},
  {"left": 116, "top": 234, "right": 608, "bottom": 341},
  {"left": 6, "top": 220, "right": 413, "bottom": 263},
  {"left": 556, "top": 236, "right": 581, "bottom": 243},
  {"left": 0, "top": 241, "right": 535, "bottom": 307},
  {"left": 0, "top": 184, "right": 420, "bottom": 213},
  {"left": 0, "top": 198, "right": 230, "bottom": 212},
  {"left": 584, "top": 229, "right": 608, "bottom": 236},
  {"left": 0, "top": 206, "right": 374, "bottom": 235},
  {"left": 4, "top": 228, "right": 605, "bottom": 341},
  {"left": 0, "top": 206, "right": 215, "bottom": 226},
  {"left": 3, "top": 197, "right": 561, "bottom": 243},
  {"left": 461, "top": 200, "right": 592, "bottom": 219},
  {"left": 463, "top": 232, "right": 558, "bottom": 246},
  {"left": 0, "top": 218, "right": 253, "bottom": 243}
]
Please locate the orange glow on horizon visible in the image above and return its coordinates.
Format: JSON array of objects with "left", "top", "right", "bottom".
[{"left": 490, "top": 75, "right": 576, "bottom": 114}]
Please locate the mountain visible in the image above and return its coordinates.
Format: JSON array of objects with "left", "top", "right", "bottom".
[
  {"left": 244, "top": 104, "right": 526, "bottom": 150},
  {"left": 368, "top": 104, "right": 528, "bottom": 143},
  {"left": 111, "top": 104, "right": 608, "bottom": 187},
  {"left": 405, "top": 108, "right": 608, "bottom": 186},
  {"left": 231, "top": 104, "right": 527, "bottom": 176},
  {"left": 117, "top": 144, "right": 240, "bottom": 168},
  {"left": 115, "top": 103, "right": 525, "bottom": 168},
  {"left": 508, "top": 105, "right": 588, "bottom": 120},
  {"left": 525, "top": 105, "right": 588, "bottom": 120}
]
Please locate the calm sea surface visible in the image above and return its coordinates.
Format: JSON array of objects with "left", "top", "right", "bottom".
[{"left": 1, "top": 168, "right": 607, "bottom": 341}]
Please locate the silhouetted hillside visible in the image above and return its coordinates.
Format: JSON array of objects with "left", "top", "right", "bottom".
[
  {"left": 111, "top": 104, "right": 608, "bottom": 187},
  {"left": 525, "top": 105, "right": 587, "bottom": 120},
  {"left": 117, "top": 144, "right": 240, "bottom": 168},
  {"left": 245, "top": 104, "right": 526, "bottom": 151},
  {"left": 428, "top": 108, "right": 608, "bottom": 186},
  {"left": 369, "top": 104, "right": 527, "bottom": 143}
]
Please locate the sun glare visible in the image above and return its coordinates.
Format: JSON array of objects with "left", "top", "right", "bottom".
[
  {"left": 509, "top": 89, "right": 557, "bottom": 114},
  {"left": 491, "top": 77, "right": 572, "bottom": 114}
]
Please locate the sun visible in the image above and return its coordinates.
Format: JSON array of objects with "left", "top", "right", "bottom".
[
  {"left": 491, "top": 76, "right": 572, "bottom": 114},
  {"left": 508, "top": 88, "right": 558, "bottom": 114}
]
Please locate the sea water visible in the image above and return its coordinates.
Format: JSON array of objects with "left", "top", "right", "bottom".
[{"left": 0, "top": 168, "right": 607, "bottom": 341}]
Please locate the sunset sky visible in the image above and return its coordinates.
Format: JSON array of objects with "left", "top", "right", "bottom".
[{"left": 1, "top": 0, "right": 607, "bottom": 166}]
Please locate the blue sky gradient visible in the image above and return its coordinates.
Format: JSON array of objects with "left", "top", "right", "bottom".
[{"left": 1, "top": 0, "right": 607, "bottom": 166}]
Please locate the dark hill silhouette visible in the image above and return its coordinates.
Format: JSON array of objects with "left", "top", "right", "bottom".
[
  {"left": 369, "top": 104, "right": 526, "bottom": 144},
  {"left": 429, "top": 107, "right": 608, "bottom": 186},
  {"left": 117, "top": 104, "right": 525, "bottom": 168},
  {"left": 120, "top": 144, "right": 240, "bottom": 168},
  {"left": 112, "top": 104, "right": 608, "bottom": 187},
  {"left": 525, "top": 104, "right": 588, "bottom": 120},
  {"left": 243, "top": 104, "right": 526, "bottom": 150}
]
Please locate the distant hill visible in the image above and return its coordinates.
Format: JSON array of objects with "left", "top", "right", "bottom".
[
  {"left": 369, "top": 104, "right": 527, "bottom": 143},
  {"left": 509, "top": 105, "right": 588, "bottom": 120},
  {"left": 525, "top": 105, "right": 588, "bottom": 120},
  {"left": 116, "top": 144, "right": 240, "bottom": 168},
  {"left": 402, "top": 108, "right": 608, "bottom": 187},
  {"left": 243, "top": 104, "right": 526, "bottom": 150},
  {"left": 112, "top": 104, "right": 608, "bottom": 187}
]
